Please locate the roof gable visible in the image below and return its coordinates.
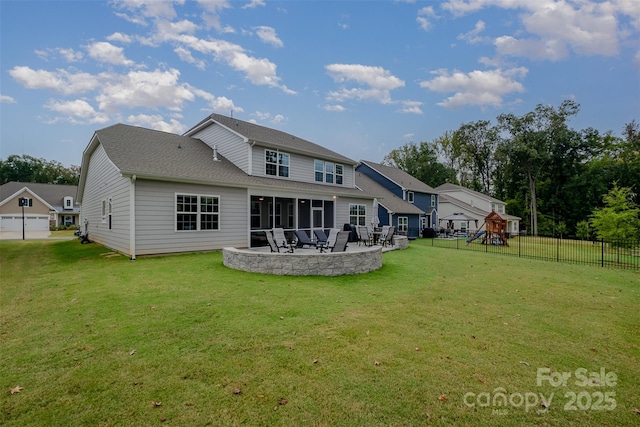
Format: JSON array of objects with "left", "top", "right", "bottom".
[
  {"left": 359, "top": 160, "right": 436, "bottom": 194},
  {"left": 434, "top": 183, "right": 504, "bottom": 204},
  {"left": 0, "top": 182, "right": 76, "bottom": 209},
  {"left": 355, "top": 173, "right": 423, "bottom": 215},
  {"left": 187, "top": 114, "right": 356, "bottom": 165}
]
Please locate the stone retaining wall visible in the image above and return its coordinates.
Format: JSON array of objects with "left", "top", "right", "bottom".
[{"left": 223, "top": 246, "right": 383, "bottom": 276}]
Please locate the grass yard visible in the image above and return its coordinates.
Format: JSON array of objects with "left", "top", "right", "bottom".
[
  {"left": 1, "top": 239, "right": 639, "bottom": 426},
  {"left": 433, "top": 235, "right": 640, "bottom": 269}
]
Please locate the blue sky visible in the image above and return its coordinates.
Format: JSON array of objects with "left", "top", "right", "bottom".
[{"left": 1, "top": 0, "right": 639, "bottom": 168}]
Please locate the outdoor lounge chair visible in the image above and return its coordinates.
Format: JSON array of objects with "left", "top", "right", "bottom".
[
  {"left": 294, "top": 230, "right": 317, "bottom": 248},
  {"left": 330, "top": 231, "right": 350, "bottom": 252},
  {"left": 272, "top": 228, "right": 291, "bottom": 251},
  {"left": 317, "top": 228, "right": 340, "bottom": 252},
  {"left": 314, "top": 229, "right": 328, "bottom": 244},
  {"left": 264, "top": 230, "right": 280, "bottom": 253}
]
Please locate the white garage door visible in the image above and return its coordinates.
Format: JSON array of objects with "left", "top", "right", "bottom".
[{"left": 0, "top": 215, "right": 50, "bottom": 231}]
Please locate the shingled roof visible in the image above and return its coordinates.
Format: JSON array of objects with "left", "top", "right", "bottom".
[
  {"left": 355, "top": 173, "right": 424, "bottom": 215},
  {"left": 78, "top": 124, "right": 369, "bottom": 202},
  {"left": 0, "top": 182, "right": 78, "bottom": 210},
  {"left": 359, "top": 160, "right": 437, "bottom": 194},
  {"left": 187, "top": 114, "right": 356, "bottom": 165}
]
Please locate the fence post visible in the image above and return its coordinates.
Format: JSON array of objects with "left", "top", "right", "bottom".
[{"left": 601, "top": 239, "right": 605, "bottom": 268}]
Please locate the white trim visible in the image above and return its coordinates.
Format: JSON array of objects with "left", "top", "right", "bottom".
[
  {"left": 130, "top": 175, "right": 136, "bottom": 260},
  {"left": 174, "top": 192, "right": 221, "bottom": 232}
]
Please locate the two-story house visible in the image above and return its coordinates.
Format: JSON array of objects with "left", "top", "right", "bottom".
[
  {"left": 355, "top": 160, "right": 438, "bottom": 238},
  {"left": 76, "top": 114, "right": 375, "bottom": 258},
  {"left": 0, "top": 182, "right": 79, "bottom": 234},
  {"left": 434, "top": 183, "right": 520, "bottom": 235}
]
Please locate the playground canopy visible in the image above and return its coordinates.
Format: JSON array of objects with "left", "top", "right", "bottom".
[{"left": 439, "top": 212, "right": 479, "bottom": 230}]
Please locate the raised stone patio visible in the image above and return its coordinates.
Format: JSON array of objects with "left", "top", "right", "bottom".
[{"left": 223, "top": 235, "right": 408, "bottom": 276}]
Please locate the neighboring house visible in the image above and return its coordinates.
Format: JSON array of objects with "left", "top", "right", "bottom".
[
  {"left": 434, "top": 183, "right": 520, "bottom": 235},
  {"left": 355, "top": 172, "right": 424, "bottom": 238},
  {"left": 356, "top": 160, "right": 438, "bottom": 236},
  {"left": 0, "top": 182, "right": 80, "bottom": 232},
  {"left": 77, "top": 115, "right": 375, "bottom": 258}
]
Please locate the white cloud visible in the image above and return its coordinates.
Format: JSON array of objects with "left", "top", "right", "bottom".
[
  {"left": 442, "top": 0, "right": 637, "bottom": 60},
  {"left": 324, "top": 104, "right": 346, "bottom": 112},
  {"left": 106, "top": 32, "right": 133, "bottom": 44},
  {"left": 174, "top": 46, "right": 206, "bottom": 69},
  {"left": 96, "top": 69, "right": 196, "bottom": 112},
  {"left": 9, "top": 66, "right": 102, "bottom": 95},
  {"left": 417, "top": 6, "right": 436, "bottom": 31},
  {"left": 398, "top": 100, "right": 423, "bottom": 114},
  {"left": 242, "top": 0, "right": 266, "bottom": 9},
  {"left": 44, "top": 99, "right": 110, "bottom": 124},
  {"left": 126, "top": 114, "right": 186, "bottom": 134},
  {"left": 196, "top": 0, "right": 233, "bottom": 31},
  {"left": 1, "top": 94, "right": 16, "bottom": 104},
  {"left": 57, "top": 48, "right": 84, "bottom": 62},
  {"left": 458, "top": 20, "right": 486, "bottom": 44},
  {"left": 325, "top": 64, "right": 405, "bottom": 105},
  {"left": 112, "top": 0, "right": 178, "bottom": 21},
  {"left": 86, "top": 41, "right": 135, "bottom": 66},
  {"left": 176, "top": 35, "right": 295, "bottom": 93},
  {"left": 420, "top": 67, "right": 528, "bottom": 109},
  {"left": 254, "top": 26, "right": 284, "bottom": 48}
]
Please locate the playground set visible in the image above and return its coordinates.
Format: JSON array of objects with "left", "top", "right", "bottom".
[{"left": 466, "top": 211, "right": 509, "bottom": 246}]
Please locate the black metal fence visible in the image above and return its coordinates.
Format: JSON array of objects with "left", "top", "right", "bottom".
[{"left": 423, "top": 234, "right": 640, "bottom": 270}]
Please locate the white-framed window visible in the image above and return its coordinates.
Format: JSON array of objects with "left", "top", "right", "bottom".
[
  {"left": 314, "top": 160, "right": 344, "bottom": 185},
  {"left": 431, "top": 196, "right": 436, "bottom": 207},
  {"left": 398, "top": 217, "right": 408, "bottom": 233},
  {"left": 64, "top": 196, "right": 73, "bottom": 209},
  {"left": 349, "top": 204, "right": 367, "bottom": 226},
  {"left": 265, "top": 149, "right": 289, "bottom": 177},
  {"left": 407, "top": 191, "right": 414, "bottom": 203},
  {"left": 176, "top": 194, "right": 219, "bottom": 231},
  {"left": 101, "top": 199, "right": 107, "bottom": 223}
]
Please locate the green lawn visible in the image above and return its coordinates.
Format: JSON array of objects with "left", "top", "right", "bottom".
[{"left": 1, "top": 239, "right": 638, "bottom": 426}]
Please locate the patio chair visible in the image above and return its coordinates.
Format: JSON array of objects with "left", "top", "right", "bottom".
[
  {"left": 264, "top": 230, "right": 280, "bottom": 253},
  {"left": 317, "top": 228, "right": 340, "bottom": 253},
  {"left": 314, "top": 229, "right": 328, "bottom": 244},
  {"left": 357, "top": 226, "right": 372, "bottom": 246},
  {"left": 272, "top": 228, "right": 290, "bottom": 251},
  {"left": 330, "top": 231, "right": 350, "bottom": 252},
  {"left": 294, "top": 230, "right": 317, "bottom": 248},
  {"left": 380, "top": 226, "right": 395, "bottom": 247}
]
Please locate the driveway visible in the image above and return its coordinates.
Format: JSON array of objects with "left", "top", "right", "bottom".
[{"left": 0, "top": 231, "right": 53, "bottom": 240}]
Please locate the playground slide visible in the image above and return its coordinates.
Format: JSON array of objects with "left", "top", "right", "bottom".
[{"left": 466, "top": 230, "right": 485, "bottom": 244}]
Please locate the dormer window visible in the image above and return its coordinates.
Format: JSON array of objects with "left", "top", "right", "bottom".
[
  {"left": 64, "top": 196, "right": 73, "bottom": 210},
  {"left": 407, "top": 191, "right": 414, "bottom": 203}
]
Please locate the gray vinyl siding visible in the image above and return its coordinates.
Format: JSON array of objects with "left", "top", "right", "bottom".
[
  {"left": 191, "top": 123, "right": 250, "bottom": 174},
  {"left": 250, "top": 145, "right": 355, "bottom": 188},
  {"left": 336, "top": 197, "right": 372, "bottom": 227},
  {"left": 134, "top": 180, "right": 247, "bottom": 255},
  {"left": 80, "top": 144, "right": 131, "bottom": 255}
]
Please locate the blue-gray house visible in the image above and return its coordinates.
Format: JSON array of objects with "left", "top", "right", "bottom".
[{"left": 356, "top": 160, "right": 438, "bottom": 238}]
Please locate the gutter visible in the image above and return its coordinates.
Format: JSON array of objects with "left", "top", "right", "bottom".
[{"left": 130, "top": 175, "right": 136, "bottom": 260}]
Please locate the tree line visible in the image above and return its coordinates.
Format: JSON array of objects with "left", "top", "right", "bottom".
[
  {"left": 0, "top": 155, "right": 80, "bottom": 186},
  {"left": 382, "top": 100, "right": 640, "bottom": 238}
]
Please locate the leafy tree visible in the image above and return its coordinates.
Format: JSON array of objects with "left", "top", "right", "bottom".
[
  {"left": 590, "top": 183, "right": 640, "bottom": 244},
  {"left": 453, "top": 120, "right": 499, "bottom": 194},
  {"left": 0, "top": 154, "right": 80, "bottom": 185},
  {"left": 498, "top": 100, "right": 580, "bottom": 236},
  {"left": 576, "top": 220, "right": 591, "bottom": 240},
  {"left": 382, "top": 141, "right": 454, "bottom": 187}
]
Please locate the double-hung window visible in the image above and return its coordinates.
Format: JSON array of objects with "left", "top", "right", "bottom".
[
  {"left": 265, "top": 150, "right": 289, "bottom": 177},
  {"left": 176, "top": 194, "right": 219, "bottom": 231},
  {"left": 398, "top": 217, "right": 408, "bottom": 233},
  {"left": 349, "top": 204, "right": 367, "bottom": 226},
  {"left": 407, "top": 191, "right": 414, "bottom": 203}
]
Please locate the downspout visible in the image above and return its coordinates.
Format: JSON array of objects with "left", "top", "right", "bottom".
[
  {"left": 130, "top": 175, "right": 136, "bottom": 260},
  {"left": 248, "top": 140, "right": 255, "bottom": 175}
]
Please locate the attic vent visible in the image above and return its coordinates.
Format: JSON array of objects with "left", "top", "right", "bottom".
[{"left": 213, "top": 145, "right": 220, "bottom": 161}]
